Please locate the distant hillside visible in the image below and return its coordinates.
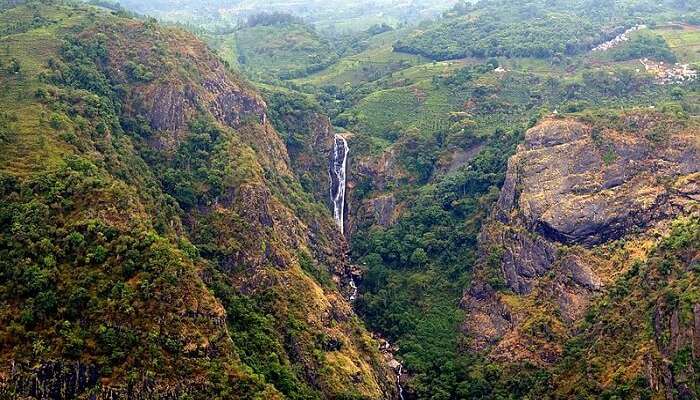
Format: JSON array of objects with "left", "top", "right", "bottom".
[
  {"left": 394, "top": 0, "right": 698, "bottom": 60},
  {"left": 116, "top": 0, "right": 457, "bottom": 32},
  {"left": 233, "top": 20, "right": 338, "bottom": 80}
]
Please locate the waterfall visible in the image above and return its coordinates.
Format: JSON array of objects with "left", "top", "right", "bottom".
[
  {"left": 349, "top": 277, "right": 358, "bottom": 302},
  {"left": 378, "top": 339, "right": 406, "bottom": 400},
  {"left": 329, "top": 134, "right": 357, "bottom": 304},
  {"left": 328, "top": 134, "right": 403, "bottom": 397},
  {"left": 397, "top": 365, "right": 405, "bottom": 400},
  {"left": 329, "top": 134, "right": 349, "bottom": 234}
]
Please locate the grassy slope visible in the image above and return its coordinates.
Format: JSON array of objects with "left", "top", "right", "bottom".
[
  {"left": 0, "top": 4, "right": 83, "bottom": 174},
  {"left": 656, "top": 23, "right": 700, "bottom": 64},
  {"left": 296, "top": 29, "right": 429, "bottom": 87}
]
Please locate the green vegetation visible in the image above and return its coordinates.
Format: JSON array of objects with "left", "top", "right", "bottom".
[
  {"left": 295, "top": 28, "right": 428, "bottom": 87},
  {"left": 118, "top": 0, "right": 456, "bottom": 33},
  {"left": 353, "top": 132, "right": 517, "bottom": 397},
  {"left": 234, "top": 17, "right": 339, "bottom": 80},
  {"left": 549, "top": 217, "right": 700, "bottom": 399},
  {"left": 0, "top": 2, "right": 392, "bottom": 398},
  {"left": 1, "top": 0, "right": 699, "bottom": 398},
  {"left": 396, "top": 13, "right": 604, "bottom": 60},
  {"left": 393, "top": 0, "right": 692, "bottom": 61},
  {"left": 656, "top": 24, "right": 700, "bottom": 63},
  {"left": 606, "top": 30, "right": 678, "bottom": 63}
]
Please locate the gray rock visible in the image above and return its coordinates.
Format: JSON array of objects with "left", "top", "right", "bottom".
[{"left": 563, "top": 255, "right": 602, "bottom": 290}]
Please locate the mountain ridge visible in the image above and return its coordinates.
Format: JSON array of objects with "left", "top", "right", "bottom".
[{"left": 0, "top": 1, "right": 398, "bottom": 398}]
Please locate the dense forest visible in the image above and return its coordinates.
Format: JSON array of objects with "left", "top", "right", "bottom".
[{"left": 0, "top": 0, "right": 698, "bottom": 399}]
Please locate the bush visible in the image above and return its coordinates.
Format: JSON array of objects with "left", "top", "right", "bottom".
[
  {"left": 8, "top": 58, "right": 20, "bottom": 74},
  {"left": 49, "top": 113, "right": 68, "bottom": 130},
  {"left": 125, "top": 61, "right": 154, "bottom": 82}
]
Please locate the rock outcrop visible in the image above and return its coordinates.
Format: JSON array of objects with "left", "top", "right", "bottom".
[
  {"left": 346, "top": 143, "right": 407, "bottom": 235},
  {"left": 495, "top": 118, "right": 698, "bottom": 246},
  {"left": 462, "top": 115, "right": 699, "bottom": 364}
]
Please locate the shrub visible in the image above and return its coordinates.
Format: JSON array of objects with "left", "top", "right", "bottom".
[
  {"left": 125, "top": 61, "right": 154, "bottom": 82},
  {"left": 8, "top": 58, "right": 20, "bottom": 74}
]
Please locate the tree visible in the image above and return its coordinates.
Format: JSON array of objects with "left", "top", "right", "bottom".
[
  {"left": 9, "top": 58, "right": 20, "bottom": 74},
  {"left": 411, "top": 248, "right": 429, "bottom": 266},
  {"left": 670, "top": 87, "right": 684, "bottom": 101}
]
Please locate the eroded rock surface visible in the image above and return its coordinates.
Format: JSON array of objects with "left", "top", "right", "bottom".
[
  {"left": 496, "top": 119, "right": 698, "bottom": 246},
  {"left": 463, "top": 115, "right": 699, "bottom": 363}
]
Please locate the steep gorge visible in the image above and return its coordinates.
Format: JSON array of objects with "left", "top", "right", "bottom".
[{"left": 1, "top": 0, "right": 699, "bottom": 399}]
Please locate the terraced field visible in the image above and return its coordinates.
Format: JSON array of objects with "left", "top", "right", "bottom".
[
  {"left": 656, "top": 23, "right": 700, "bottom": 63},
  {"left": 233, "top": 22, "right": 338, "bottom": 80},
  {"left": 296, "top": 29, "right": 429, "bottom": 87},
  {"left": 347, "top": 81, "right": 457, "bottom": 142}
]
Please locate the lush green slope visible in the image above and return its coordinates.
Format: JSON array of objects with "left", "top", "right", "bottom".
[
  {"left": 0, "top": 2, "right": 396, "bottom": 399},
  {"left": 393, "top": 0, "right": 697, "bottom": 61},
  {"left": 295, "top": 28, "right": 428, "bottom": 87},
  {"left": 233, "top": 20, "right": 338, "bottom": 80},
  {"left": 657, "top": 23, "right": 700, "bottom": 64}
]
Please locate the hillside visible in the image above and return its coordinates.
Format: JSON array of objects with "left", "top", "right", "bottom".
[
  {"left": 233, "top": 20, "right": 338, "bottom": 80},
  {"left": 115, "top": 0, "right": 457, "bottom": 32},
  {"left": 464, "top": 113, "right": 699, "bottom": 396},
  {"left": 0, "top": 1, "right": 396, "bottom": 398},
  {"left": 393, "top": 0, "right": 698, "bottom": 61}
]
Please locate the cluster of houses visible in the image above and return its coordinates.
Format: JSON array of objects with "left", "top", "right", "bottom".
[
  {"left": 592, "top": 25, "right": 647, "bottom": 52},
  {"left": 639, "top": 58, "right": 698, "bottom": 85}
]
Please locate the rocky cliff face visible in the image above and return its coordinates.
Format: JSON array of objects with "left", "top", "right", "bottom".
[
  {"left": 494, "top": 118, "right": 697, "bottom": 247},
  {"left": 346, "top": 144, "right": 407, "bottom": 236},
  {"left": 462, "top": 114, "right": 699, "bottom": 371}
]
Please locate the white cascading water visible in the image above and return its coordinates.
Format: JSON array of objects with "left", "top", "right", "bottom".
[
  {"left": 397, "top": 365, "right": 405, "bottom": 400},
  {"left": 329, "top": 134, "right": 349, "bottom": 234},
  {"left": 330, "top": 134, "right": 358, "bottom": 302},
  {"left": 348, "top": 276, "right": 358, "bottom": 302}
]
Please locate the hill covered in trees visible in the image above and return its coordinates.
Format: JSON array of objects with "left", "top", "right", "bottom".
[
  {"left": 0, "top": 1, "right": 397, "bottom": 398},
  {"left": 393, "top": 0, "right": 698, "bottom": 60}
]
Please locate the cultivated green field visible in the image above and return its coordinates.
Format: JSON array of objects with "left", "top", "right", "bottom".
[
  {"left": 656, "top": 23, "right": 700, "bottom": 63},
  {"left": 296, "top": 29, "right": 429, "bottom": 86}
]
